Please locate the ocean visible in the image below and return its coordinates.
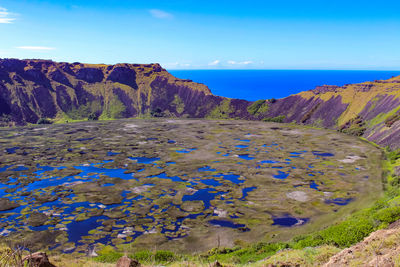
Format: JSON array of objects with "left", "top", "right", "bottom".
[{"left": 170, "top": 70, "right": 400, "bottom": 101}]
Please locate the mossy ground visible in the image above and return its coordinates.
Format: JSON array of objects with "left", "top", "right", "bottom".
[{"left": 0, "top": 119, "right": 389, "bottom": 266}]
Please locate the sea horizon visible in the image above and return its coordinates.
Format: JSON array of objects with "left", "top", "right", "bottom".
[{"left": 170, "top": 69, "right": 400, "bottom": 101}]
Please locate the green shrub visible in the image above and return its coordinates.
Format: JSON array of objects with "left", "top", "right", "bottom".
[
  {"left": 67, "top": 101, "right": 102, "bottom": 120},
  {"left": 319, "top": 217, "right": 375, "bottom": 247},
  {"left": 342, "top": 126, "right": 367, "bottom": 136},
  {"left": 100, "top": 98, "right": 126, "bottom": 119},
  {"left": 94, "top": 246, "right": 123, "bottom": 263},
  {"left": 263, "top": 115, "right": 286, "bottom": 123},
  {"left": 387, "top": 149, "right": 400, "bottom": 164},
  {"left": 291, "top": 234, "right": 324, "bottom": 249},
  {"left": 154, "top": 250, "right": 176, "bottom": 263},
  {"left": 130, "top": 250, "right": 153, "bottom": 262},
  {"left": 247, "top": 100, "right": 269, "bottom": 115},
  {"left": 373, "top": 206, "right": 400, "bottom": 224},
  {"left": 36, "top": 118, "right": 52, "bottom": 124},
  {"left": 207, "top": 99, "right": 234, "bottom": 119},
  {"left": 88, "top": 112, "right": 99, "bottom": 121}
]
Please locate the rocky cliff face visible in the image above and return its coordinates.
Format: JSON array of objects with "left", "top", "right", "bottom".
[
  {"left": 0, "top": 59, "right": 253, "bottom": 125},
  {"left": 259, "top": 77, "right": 400, "bottom": 149},
  {"left": 1, "top": 58, "right": 400, "bottom": 149}
]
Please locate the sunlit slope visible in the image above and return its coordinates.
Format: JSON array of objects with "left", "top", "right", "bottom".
[
  {"left": 0, "top": 59, "right": 252, "bottom": 125},
  {"left": 262, "top": 75, "right": 400, "bottom": 149}
]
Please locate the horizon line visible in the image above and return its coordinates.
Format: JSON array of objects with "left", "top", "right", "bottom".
[
  {"left": 1, "top": 58, "right": 399, "bottom": 72},
  {"left": 167, "top": 68, "right": 400, "bottom": 71}
]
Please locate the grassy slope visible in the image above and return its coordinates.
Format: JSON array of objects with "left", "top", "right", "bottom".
[{"left": 298, "top": 76, "right": 400, "bottom": 127}]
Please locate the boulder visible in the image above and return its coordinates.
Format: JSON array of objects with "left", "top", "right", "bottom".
[
  {"left": 211, "top": 261, "right": 223, "bottom": 267},
  {"left": 28, "top": 212, "right": 48, "bottom": 227},
  {"left": 116, "top": 255, "right": 140, "bottom": 267},
  {"left": 0, "top": 198, "right": 19, "bottom": 211},
  {"left": 23, "top": 252, "right": 56, "bottom": 267}
]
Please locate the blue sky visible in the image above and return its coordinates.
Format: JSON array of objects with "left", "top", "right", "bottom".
[{"left": 0, "top": 0, "right": 399, "bottom": 70}]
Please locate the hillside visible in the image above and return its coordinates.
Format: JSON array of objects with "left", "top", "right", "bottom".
[
  {"left": 262, "top": 76, "right": 400, "bottom": 149},
  {"left": 1, "top": 59, "right": 400, "bottom": 266},
  {"left": 0, "top": 59, "right": 251, "bottom": 125},
  {"left": 0, "top": 58, "right": 400, "bottom": 149}
]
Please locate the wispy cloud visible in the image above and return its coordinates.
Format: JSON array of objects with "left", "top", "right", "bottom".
[
  {"left": 0, "top": 7, "right": 15, "bottom": 24},
  {"left": 208, "top": 60, "right": 220, "bottom": 66},
  {"left": 149, "top": 9, "right": 173, "bottom": 19},
  {"left": 163, "top": 62, "right": 191, "bottom": 68},
  {"left": 227, "top": 60, "right": 254, "bottom": 65},
  {"left": 17, "top": 46, "right": 56, "bottom": 51}
]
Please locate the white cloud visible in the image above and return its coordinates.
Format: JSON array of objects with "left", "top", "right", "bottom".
[
  {"left": 17, "top": 46, "right": 56, "bottom": 51},
  {"left": 227, "top": 60, "right": 254, "bottom": 65},
  {"left": 162, "top": 62, "right": 191, "bottom": 68},
  {"left": 208, "top": 60, "right": 220, "bottom": 66},
  {"left": 0, "top": 7, "right": 15, "bottom": 23},
  {"left": 149, "top": 9, "right": 173, "bottom": 19}
]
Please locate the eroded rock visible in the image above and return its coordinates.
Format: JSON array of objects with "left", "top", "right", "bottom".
[
  {"left": 116, "top": 255, "right": 140, "bottom": 267},
  {"left": 23, "top": 252, "right": 56, "bottom": 267}
]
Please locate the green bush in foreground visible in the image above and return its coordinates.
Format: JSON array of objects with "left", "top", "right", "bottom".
[
  {"left": 154, "top": 250, "right": 176, "bottom": 263},
  {"left": 94, "top": 248, "right": 178, "bottom": 264},
  {"left": 94, "top": 246, "right": 123, "bottom": 263}
]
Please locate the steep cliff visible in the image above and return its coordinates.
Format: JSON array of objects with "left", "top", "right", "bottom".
[
  {"left": 260, "top": 76, "right": 400, "bottom": 149},
  {"left": 0, "top": 59, "right": 252, "bottom": 125},
  {"left": 1, "top": 58, "right": 400, "bottom": 149}
]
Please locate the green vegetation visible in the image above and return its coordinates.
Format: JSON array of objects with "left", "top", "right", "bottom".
[
  {"left": 94, "top": 246, "right": 177, "bottom": 265},
  {"left": 385, "top": 112, "right": 400, "bottom": 127},
  {"left": 94, "top": 246, "right": 123, "bottom": 263},
  {"left": 0, "top": 119, "right": 398, "bottom": 266},
  {"left": 36, "top": 118, "right": 53, "bottom": 124},
  {"left": 207, "top": 99, "right": 234, "bottom": 119},
  {"left": 99, "top": 98, "right": 126, "bottom": 120},
  {"left": 186, "top": 148, "right": 400, "bottom": 264},
  {"left": 67, "top": 149, "right": 399, "bottom": 266},
  {"left": 95, "top": 147, "right": 400, "bottom": 265},
  {"left": 340, "top": 116, "right": 366, "bottom": 136},
  {"left": 172, "top": 94, "right": 185, "bottom": 114},
  {"left": 247, "top": 100, "right": 269, "bottom": 115},
  {"left": 262, "top": 115, "right": 286, "bottom": 123},
  {"left": 368, "top": 105, "right": 400, "bottom": 128},
  {"left": 66, "top": 101, "right": 102, "bottom": 120}
]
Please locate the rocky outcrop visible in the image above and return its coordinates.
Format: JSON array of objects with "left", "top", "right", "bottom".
[
  {"left": 23, "top": 252, "right": 56, "bottom": 267},
  {"left": 0, "top": 198, "right": 19, "bottom": 211},
  {"left": 324, "top": 220, "right": 400, "bottom": 267},
  {"left": 116, "top": 256, "right": 140, "bottom": 267},
  {"left": 0, "top": 59, "right": 251, "bottom": 125}
]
